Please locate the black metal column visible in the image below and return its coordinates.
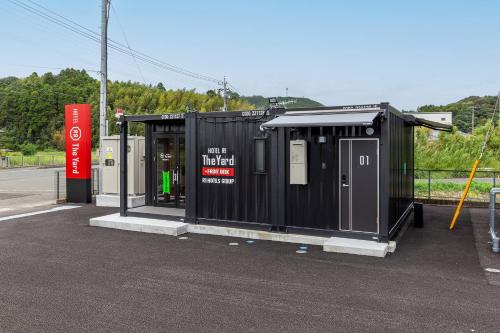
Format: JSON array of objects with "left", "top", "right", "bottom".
[
  {"left": 184, "top": 112, "right": 197, "bottom": 223},
  {"left": 120, "top": 118, "right": 128, "bottom": 216},
  {"left": 144, "top": 123, "right": 153, "bottom": 205},
  {"left": 270, "top": 127, "right": 286, "bottom": 231},
  {"left": 379, "top": 105, "right": 390, "bottom": 241}
]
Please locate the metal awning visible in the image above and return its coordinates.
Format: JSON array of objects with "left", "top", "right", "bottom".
[
  {"left": 403, "top": 115, "right": 452, "bottom": 132},
  {"left": 261, "top": 111, "right": 381, "bottom": 129}
]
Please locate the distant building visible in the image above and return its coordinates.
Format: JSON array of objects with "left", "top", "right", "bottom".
[{"left": 406, "top": 112, "right": 452, "bottom": 139}]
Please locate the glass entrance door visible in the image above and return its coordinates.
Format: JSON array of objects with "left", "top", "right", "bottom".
[{"left": 155, "top": 135, "right": 185, "bottom": 208}]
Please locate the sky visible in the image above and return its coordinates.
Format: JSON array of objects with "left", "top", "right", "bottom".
[{"left": 0, "top": 0, "right": 499, "bottom": 110}]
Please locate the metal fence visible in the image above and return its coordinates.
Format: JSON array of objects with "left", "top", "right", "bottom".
[
  {"left": 414, "top": 169, "right": 500, "bottom": 202},
  {"left": 51, "top": 166, "right": 498, "bottom": 203},
  {"left": 1, "top": 155, "right": 99, "bottom": 168},
  {"left": 54, "top": 167, "right": 100, "bottom": 202}
]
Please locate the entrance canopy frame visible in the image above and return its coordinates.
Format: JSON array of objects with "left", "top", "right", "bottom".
[{"left": 118, "top": 113, "right": 187, "bottom": 217}]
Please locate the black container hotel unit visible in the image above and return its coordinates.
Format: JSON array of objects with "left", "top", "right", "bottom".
[{"left": 119, "top": 103, "right": 449, "bottom": 242}]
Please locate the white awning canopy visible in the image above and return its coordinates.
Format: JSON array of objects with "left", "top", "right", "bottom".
[{"left": 261, "top": 111, "right": 380, "bottom": 128}]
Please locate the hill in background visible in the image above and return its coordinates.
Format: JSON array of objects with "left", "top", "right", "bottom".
[
  {"left": 243, "top": 95, "right": 323, "bottom": 109},
  {"left": 0, "top": 69, "right": 253, "bottom": 150},
  {"left": 416, "top": 95, "right": 498, "bottom": 133}
]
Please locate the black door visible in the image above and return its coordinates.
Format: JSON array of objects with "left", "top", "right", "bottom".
[
  {"left": 339, "top": 139, "right": 379, "bottom": 233},
  {"left": 154, "top": 134, "right": 185, "bottom": 208}
]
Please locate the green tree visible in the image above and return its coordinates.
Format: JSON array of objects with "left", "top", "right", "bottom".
[{"left": 0, "top": 69, "right": 254, "bottom": 150}]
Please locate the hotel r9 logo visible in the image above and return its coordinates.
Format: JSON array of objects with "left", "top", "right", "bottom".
[{"left": 70, "top": 126, "right": 82, "bottom": 141}]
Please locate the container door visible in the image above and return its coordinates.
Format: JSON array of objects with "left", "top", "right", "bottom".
[
  {"left": 155, "top": 136, "right": 178, "bottom": 207},
  {"left": 339, "top": 139, "right": 379, "bottom": 233},
  {"left": 339, "top": 140, "right": 351, "bottom": 231},
  {"left": 154, "top": 134, "right": 185, "bottom": 208}
]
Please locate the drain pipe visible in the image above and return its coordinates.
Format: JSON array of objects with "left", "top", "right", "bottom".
[{"left": 489, "top": 188, "right": 500, "bottom": 253}]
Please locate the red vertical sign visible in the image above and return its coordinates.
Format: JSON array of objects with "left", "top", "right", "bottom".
[{"left": 65, "top": 104, "right": 92, "bottom": 179}]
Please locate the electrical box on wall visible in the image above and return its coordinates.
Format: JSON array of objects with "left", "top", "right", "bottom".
[
  {"left": 102, "top": 135, "right": 145, "bottom": 195},
  {"left": 290, "top": 140, "right": 307, "bottom": 185}
]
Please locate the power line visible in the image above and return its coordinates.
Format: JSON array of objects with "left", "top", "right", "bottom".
[
  {"left": 1, "top": 64, "right": 100, "bottom": 73},
  {"left": 228, "top": 83, "right": 241, "bottom": 96},
  {"left": 109, "top": 2, "right": 146, "bottom": 85},
  {"left": 8, "top": 0, "right": 221, "bottom": 85}
]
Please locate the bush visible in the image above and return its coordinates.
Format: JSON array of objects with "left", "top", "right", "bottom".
[
  {"left": 52, "top": 129, "right": 65, "bottom": 151},
  {"left": 19, "top": 143, "right": 38, "bottom": 156}
]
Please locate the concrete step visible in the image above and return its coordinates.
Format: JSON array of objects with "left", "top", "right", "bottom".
[
  {"left": 89, "top": 213, "right": 188, "bottom": 236},
  {"left": 96, "top": 194, "right": 145, "bottom": 208},
  {"left": 323, "top": 237, "right": 389, "bottom": 257},
  {"left": 187, "top": 224, "right": 328, "bottom": 246},
  {"left": 89, "top": 214, "right": 396, "bottom": 257}
]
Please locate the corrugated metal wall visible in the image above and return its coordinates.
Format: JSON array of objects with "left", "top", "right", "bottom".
[
  {"left": 285, "top": 127, "right": 336, "bottom": 230},
  {"left": 388, "top": 111, "right": 414, "bottom": 233},
  {"left": 195, "top": 114, "right": 272, "bottom": 225},
  {"left": 285, "top": 123, "right": 382, "bottom": 231}
]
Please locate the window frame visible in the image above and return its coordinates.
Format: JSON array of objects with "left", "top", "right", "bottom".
[{"left": 253, "top": 137, "right": 267, "bottom": 174}]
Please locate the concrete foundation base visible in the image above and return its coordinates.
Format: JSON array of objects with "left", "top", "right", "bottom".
[
  {"left": 96, "top": 194, "right": 145, "bottom": 208},
  {"left": 187, "top": 224, "right": 328, "bottom": 246},
  {"left": 89, "top": 214, "right": 396, "bottom": 257},
  {"left": 323, "top": 237, "right": 389, "bottom": 257},
  {"left": 89, "top": 213, "right": 187, "bottom": 236}
]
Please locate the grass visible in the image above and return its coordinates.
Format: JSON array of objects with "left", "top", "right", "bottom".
[
  {"left": 415, "top": 180, "right": 494, "bottom": 193},
  {"left": 0, "top": 150, "right": 100, "bottom": 167},
  {"left": 415, "top": 180, "right": 494, "bottom": 201}
]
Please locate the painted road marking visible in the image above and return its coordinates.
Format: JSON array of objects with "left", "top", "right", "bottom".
[
  {"left": 485, "top": 268, "right": 500, "bottom": 273},
  {"left": 0, "top": 205, "right": 80, "bottom": 222}
]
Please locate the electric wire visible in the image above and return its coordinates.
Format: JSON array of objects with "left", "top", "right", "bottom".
[
  {"left": 8, "top": 0, "right": 222, "bottom": 85},
  {"left": 109, "top": 2, "right": 146, "bottom": 85},
  {"left": 228, "top": 83, "right": 241, "bottom": 96},
  {"left": 478, "top": 92, "right": 500, "bottom": 160},
  {"left": 2, "top": 64, "right": 99, "bottom": 73}
]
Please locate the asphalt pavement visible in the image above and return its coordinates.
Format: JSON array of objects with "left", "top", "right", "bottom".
[
  {"left": 0, "top": 204, "right": 499, "bottom": 332},
  {"left": 0, "top": 167, "right": 63, "bottom": 211}
]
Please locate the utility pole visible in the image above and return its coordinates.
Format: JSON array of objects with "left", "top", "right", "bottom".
[
  {"left": 99, "top": 0, "right": 109, "bottom": 194},
  {"left": 471, "top": 106, "right": 475, "bottom": 133},
  {"left": 472, "top": 108, "right": 474, "bottom": 132},
  {"left": 222, "top": 76, "right": 228, "bottom": 112}
]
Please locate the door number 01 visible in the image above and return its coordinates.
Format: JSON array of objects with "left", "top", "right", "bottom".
[{"left": 359, "top": 155, "right": 370, "bottom": 166}]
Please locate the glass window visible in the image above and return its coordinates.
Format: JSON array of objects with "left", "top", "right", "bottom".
[{"left": 255, "top": 139, "right": 266, "bottom": 173}]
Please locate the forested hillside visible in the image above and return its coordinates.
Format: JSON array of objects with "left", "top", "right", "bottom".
[
  {"left": 1, "top": 69, "right": 499, "bottom": 170},
  {"left": 0, "top": 69, "right": 253, "bottom": 150},
  {"left": 243, "top": 95, "right": 323, "bottom": 109},
  {"left": 418, "top": 95, "right": 497, "bottom": 133}
]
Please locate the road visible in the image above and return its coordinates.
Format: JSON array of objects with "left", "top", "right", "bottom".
[
  {"left": 0, "top": 167, "right": 63, "bottom": 211},
  {"left": 0, "top": 204, "right": 498, "bottom": 332}
]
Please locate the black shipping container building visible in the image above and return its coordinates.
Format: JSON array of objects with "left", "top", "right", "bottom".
[{"left": 118, "top": 103, "right": 449, "bottom": 242}]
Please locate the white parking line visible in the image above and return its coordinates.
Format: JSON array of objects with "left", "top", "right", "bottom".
[{"left": 0, "top": 205, "right": 80, "bottom": 222}]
